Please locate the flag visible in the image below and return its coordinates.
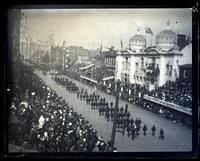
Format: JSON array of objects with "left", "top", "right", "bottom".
[{"left": 145, "top": 27, "right": 153, "bottom": 35}]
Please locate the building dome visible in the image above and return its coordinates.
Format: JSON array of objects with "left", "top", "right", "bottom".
[
  {"left": 158, "top": 29, "right": 176, "bottom": 35},
  {"left": 156, "top": 30, "right": 176, "bottom": 43},
  {"left": 129, "top": 34, "right": 146, "bottom": 42},
  {"left": 129, "top": 34, "right": 146, "bottom": 53},
  {"left": 156, "top": 30, "right": 178, "bottom": 51}
]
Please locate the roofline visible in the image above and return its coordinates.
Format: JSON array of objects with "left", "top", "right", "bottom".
[{"left": 117, "top": 53, "right": 183, "bottom": 57}]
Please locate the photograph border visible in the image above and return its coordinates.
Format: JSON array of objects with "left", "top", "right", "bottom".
[{"left": 2, "top": 0, "right": 199, "bottom": 159}]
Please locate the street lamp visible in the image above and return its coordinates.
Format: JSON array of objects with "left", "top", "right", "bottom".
[{"left": 110, "top": 79, "right": 120, "bottom": 151}]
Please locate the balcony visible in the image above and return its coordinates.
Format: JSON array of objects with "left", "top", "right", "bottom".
[
  {"left": 105, "top": 63, "right": 115, "bottom": 69},
  {"left": 146, "top": 63, "right": 160, "bottom": 76}
]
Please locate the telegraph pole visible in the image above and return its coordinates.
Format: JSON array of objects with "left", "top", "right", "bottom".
[{"left": 110, "top": 79, "right": 120, "bottom": 151}]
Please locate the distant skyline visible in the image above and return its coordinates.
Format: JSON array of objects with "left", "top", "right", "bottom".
[{"left": 21, "top": 9, "right": 192, "bottom": 50}]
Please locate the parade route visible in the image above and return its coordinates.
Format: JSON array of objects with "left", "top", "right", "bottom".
[{"left": 35, "top": 70, "right": 192, "bottom": 152}]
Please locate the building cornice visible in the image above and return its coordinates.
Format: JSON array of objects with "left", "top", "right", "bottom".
[{"left": 116, "top": 53, "right": 183, "bottom": 57}]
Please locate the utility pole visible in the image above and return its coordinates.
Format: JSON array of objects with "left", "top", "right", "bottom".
[
  {"left": 134, "top": 79, "right": 137, "bottom": 104},
  {"left": 110, "top": 79, "right": 120, "bottom": 151}
]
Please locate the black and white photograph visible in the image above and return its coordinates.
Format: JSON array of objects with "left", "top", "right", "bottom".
[{"left": 5, "top": 6, "right": 198, "bottom": 157}]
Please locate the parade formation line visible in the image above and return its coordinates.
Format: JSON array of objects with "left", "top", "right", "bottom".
[{"left": 35, "top": 70, "right": 192, "bottom": 152}]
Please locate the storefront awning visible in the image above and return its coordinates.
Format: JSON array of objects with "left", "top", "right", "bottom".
[
  {"left": 80, "top": 75, "right": 97, "bottom": 84},
  {"left": 80, "top": 64, "right": 95, "bottom": 70}
]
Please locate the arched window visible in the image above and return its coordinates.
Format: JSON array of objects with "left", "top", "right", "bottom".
[
  {"left": 169, "top": 65, "right": 173, "bottom": 76},
  {"left": 166, "top": 61, "right": 170, "bottom": 75},
  {"left": 135, "top": 63, "right": 138, "bottom": 72}
]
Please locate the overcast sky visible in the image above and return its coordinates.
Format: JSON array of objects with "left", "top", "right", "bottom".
[{"left": 21, "top": 8, "right": 192, "bottom": 50}]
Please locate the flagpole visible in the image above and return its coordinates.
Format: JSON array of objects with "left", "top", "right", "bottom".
[
  {"left": 145, "top": 27, "right": 148, "bottom": 48},
  {"left": 145, "top": 28, "right": 149, "bottom": 48}
]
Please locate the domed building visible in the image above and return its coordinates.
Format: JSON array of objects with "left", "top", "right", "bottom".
[
  {"left": 129, "top": 34, "right": 146, "bottom": 53},
  {"left": 115, "top": 26, "right": 186, "bottom": 91},
  {"left": 156, "top": 29, "right": 179, "bottom": 51}
]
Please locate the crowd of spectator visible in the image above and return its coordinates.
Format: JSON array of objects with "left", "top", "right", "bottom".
[
  {"left": 142, "top": 101, "right": 192, "bottom": 127},
  {"left": 100, "top": 80, "right": 192, "bottom": 127},
  {"left": 8, "top": 67, "right": 112, "bottom": 152},
  {"left": 99, "top": 79, "right": 192, "bottom": 111},
  {"left": 99, "top": 81, "right": 148, "bottom": 106},
  {"left": 148, "top": 79, "right": 192, "bottom": 109},
  {"left": 81, "top": 66, "right": 114, "bottom": 83}
]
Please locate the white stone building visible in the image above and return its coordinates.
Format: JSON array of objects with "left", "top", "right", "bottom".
[{"left": 115, "top": 28, "right": 190, "bottom": 91}]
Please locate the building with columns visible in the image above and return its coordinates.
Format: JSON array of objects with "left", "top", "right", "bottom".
[{"left": 115, "top": 27, "right": 190, "bottom": 91}]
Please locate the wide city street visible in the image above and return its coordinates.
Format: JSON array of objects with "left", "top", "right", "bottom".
[{"left": 35, "top": 70, "right": 192, "bottom": 152}]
